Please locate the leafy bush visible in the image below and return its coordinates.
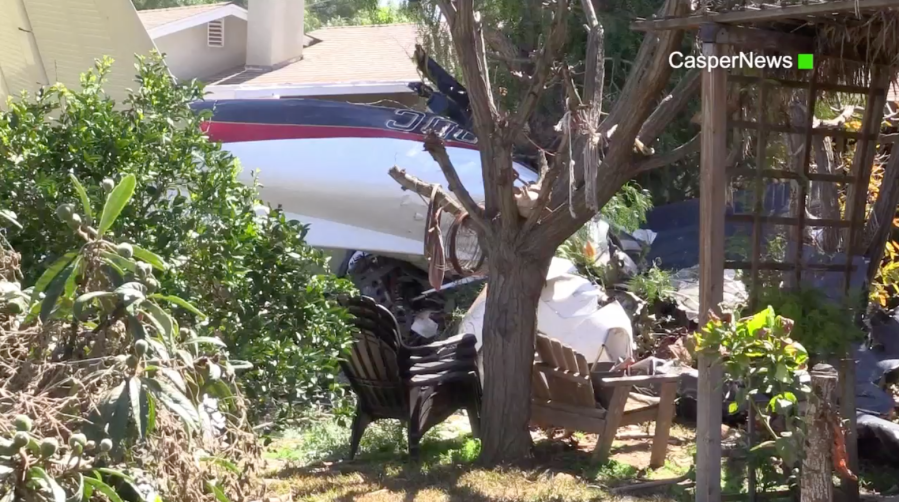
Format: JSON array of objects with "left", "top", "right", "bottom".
[
  {"left": 756, "top": 286, "right": 864, "bottom": 357},
  {"left": 694, "top": 307, "right": 809, "bottom": 488},
  {"left": 0, "top": 179, "right": 262, "bottom": 501},
  {"left": 0, "top": 54, "right": 355, "bottom": 426},
  {"left": 626, "top": 263, "right": 674, "bottom": 304}
]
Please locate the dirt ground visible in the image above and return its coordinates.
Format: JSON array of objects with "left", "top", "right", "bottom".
[{"left": 262, "top": 416, "right": 697, "bottom": 502}]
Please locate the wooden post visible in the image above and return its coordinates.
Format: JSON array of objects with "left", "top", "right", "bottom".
[
  {"left": 839, "top": 357, "right": 859, "bottom": 502},
  {"left": 697, "top": 29, "right": 727, "bottom": 502},
  {"left": 802, "top": 364, "right": 838, "bottom": 502}
]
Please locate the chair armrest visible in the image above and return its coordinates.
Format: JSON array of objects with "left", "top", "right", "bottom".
[
  {"left": 597, "top": 374, "right": 680, "bottom": 387},
  {"left": 403, "top": 333, "right": 476, "bottom": 355}
]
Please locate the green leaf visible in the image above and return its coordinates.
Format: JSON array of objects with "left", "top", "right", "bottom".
[
  {"left": 142, "top": 385, "right": 156, "bottom": 435},
  {"left": 83, "top": 476, "right": 124, "bottom": 502},
  {"left": 66, "top": 473, "right": 84, "bottom": 502},
  {"left": 64, "top": 257, "right": 83, "bottom": 299},
  {"left": 160, "top": 368, "right": 188, "bottom": 394},
  {"left": 183, "top": 337, "right": 227, "bottom": 348},
  {"left": 143, "top": 377, "right": 200, "bottom": 430},
  {"left": 98, "top": 174, "right": 136, "bottom": 237},
  {"left": 129, "top": 377, "right": 143, "bottom": 438},
  {"left": 99, "top": 380, "right": 131, "bottom": 447},
  {"left": 200, "top": 455, "right": 240, "bottom": 474},
  {"left": 228, "top": 360, "right": 253, "bottom": 370},
  {"left": 132, "top": 245, "right": 167, "bottom": 271},
  {"left": 28, "top": 466, "right": 66, "bottom": 502},
  {"left": 205, "top": 480, "right": 232, "bottom": 502},
  {"left": 30, "top": 252, "right": 78, "bottom": 305},
  {"left": 39, "top": 258, "right": 79, "bottom": 323},
  {"left": 727, "top": 401, "right": 739, "bottom": 414},
  {"left": 100, "top": 251, "right": 136, "bottom": 273},
  {"left": 69, "top": 173, "right": 93, "bottom": 224},
  {"left": 94, "top": 468, "right": 136, "bottom": 483},
  {"left": 127, "top": 314, "right": 148, "bottom": 341},
  {"left": 0, "top": 209, "right": 21, "bottom": 229},
  {"left": 74, "top": 291, "right": 114, "bottom": 321},
  {"left": 142, "top": 302, "right": 174, "bottom": 344},
  {"left": 150, "top": 294, "right": 205, "bottom": 318}
]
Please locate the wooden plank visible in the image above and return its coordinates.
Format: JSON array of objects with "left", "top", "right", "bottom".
[
  {"left": 533, "top": 398, "right": 607, "bottom": 419},
  {"left": 725, "top": 261, "right": 857, "bottom": 272},
  {"left": 531, "top": 401, "right": 607, "bottom": 434},
  {"left": 631, "top": 0, "right": 899, "bottom": 31},
  {"left": 750, "top": 74, "right": 768, "bottom": 311},
  {"left": 599, "top": 374, "right": 681, "bottom": 386},
  {"left": 531, "top": 370, "right": 552, "bottom": 401},
  {"left": 650, "top": 382, "right": 678, "bottom": 469},
  {"left": 697, "top": 40, "right": 726, "bottom": 502},
  {"left": 729, "top": 75, "right": 885, "bottom": 96},
  {"left": 534, "top": 364, "right": 591, "bottom": 385},
  {"left": 730, "top": 119, "right": 878, "bottom": 141},
  {"left": 840, "top": 358, "right": 860, "bottom": 502},
  {"left": 802, "top": 364, "right": 838, "bottom": 502},
  {"left": 594, "top": 385, "right": 630, "bottom": 462},
  {"left": 729, "top": 167, "right": 855, "bottom": 184},
  {"left": 794, "top": 65, "right": 819, "bottom": 287},
  {"left": 726, "top": 213, "right": 853, "bottom": 228},
  {"left": 706, "top": 24, "right": 814, "bottom": 53},
  {"left": 844, "top": 69, "right": 890, "bottom": 293}
]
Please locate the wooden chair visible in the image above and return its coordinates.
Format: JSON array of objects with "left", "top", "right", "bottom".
[
  {"left": 530, "top": 333, "right": 679, "bottom": 467},
  {"left": 340, "top": 296, "right": 481, "bottom": 460}
]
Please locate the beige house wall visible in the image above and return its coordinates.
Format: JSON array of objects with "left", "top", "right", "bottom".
[
  {"left": 154, "top": 16, "right": 247, "bottom": 81},
  {"left": 0, "top": 0, "right": 156, "bottom": 108}
]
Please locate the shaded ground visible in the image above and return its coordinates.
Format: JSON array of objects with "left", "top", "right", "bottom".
[
  {"left": 261, "top": 413, "right": 899, "bottom": 501},
  {"left": 262, "top": 414, "right": 694, "bottom": 502}
]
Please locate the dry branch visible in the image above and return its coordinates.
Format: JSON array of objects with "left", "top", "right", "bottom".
[
  {"left": 634, "top": 134, "right": 700, "bottom": 174},
  {"left": 423, "top": 132, "right": 488, "bottom": 230},
  {"left": 387, "top": 165, "right": 468, "bottom": 218},
  {"left": 638, "top": 69, "right": 701, "bottom": 146},
  {"left": 508, "top": 0, "right": 570, "bottom": 137}
]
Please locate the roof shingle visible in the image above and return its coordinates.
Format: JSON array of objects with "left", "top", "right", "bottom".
[
  {"left": 207, "top": 23, "right": 420, "bottom": 87},
  {"left": 137, "top": 2, "right": 231, "bottom": 31}
]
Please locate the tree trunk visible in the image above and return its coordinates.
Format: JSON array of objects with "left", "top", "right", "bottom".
[{"left": 478, "top": 245, "right": 552, "bottom": 464}]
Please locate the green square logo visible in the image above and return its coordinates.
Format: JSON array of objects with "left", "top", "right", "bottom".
[{"left": 797, "top": 54, "right": 814, "bottom": 70}]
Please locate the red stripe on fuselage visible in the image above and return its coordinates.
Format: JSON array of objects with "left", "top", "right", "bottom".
[{"left": 201, "top": 121, "right": 479, "bottom": 151}]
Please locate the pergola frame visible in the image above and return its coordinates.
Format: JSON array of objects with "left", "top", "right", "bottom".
[{"left": 637, "top": 2, "right": 899, "bottom": 501}]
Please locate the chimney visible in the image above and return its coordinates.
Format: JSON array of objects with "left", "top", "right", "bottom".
[{"left": 246, "top": 0, "right": 305, "bottom": 70}]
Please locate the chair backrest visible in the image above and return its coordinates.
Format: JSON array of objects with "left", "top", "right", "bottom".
[
  {"left": 340, "top": 297, "right": 408, "bottom": 418},
  {"left": 532, "top": 334, "right": 596, "bottom": 409}
]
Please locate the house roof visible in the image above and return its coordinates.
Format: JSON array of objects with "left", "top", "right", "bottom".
[
  {"left": 205, "top": 23, "right": 420, "bottom": 92},
  {"left": 137, "top": 2, "right": 246, "bottom": 38},
  {"left": 1, "top": 0, "right": 156, "bottom": 107}
]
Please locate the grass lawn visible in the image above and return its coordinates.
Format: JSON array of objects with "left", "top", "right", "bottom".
[
  {"left": 262, "top": 413, "right": 696, "bottom": 501},
  {"left": 260, "top": 413, "right": 899, "bottom": 501}
]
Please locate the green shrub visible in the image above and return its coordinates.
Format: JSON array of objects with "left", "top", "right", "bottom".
[
  {"left": 0, "top": 179, "right": 261, "bottom": 501},
  {"left": 0, "top": 53, "right": 355, "bottom": 426}
]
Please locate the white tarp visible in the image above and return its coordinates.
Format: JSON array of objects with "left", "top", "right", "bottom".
[{"left": 457, "top": 257, "right": 635, "bottom": 363}]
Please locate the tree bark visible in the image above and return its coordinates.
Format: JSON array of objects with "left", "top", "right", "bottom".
[
  {"left": 801, "top": 364, "right": 838, "bottom": 502},
  {"left": 478, "top": 246, "right": 552, "bottom": 464}
]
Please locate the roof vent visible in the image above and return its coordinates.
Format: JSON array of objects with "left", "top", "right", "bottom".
[{"left": 207, "top": 19, "right": 225, "bottom": 48}]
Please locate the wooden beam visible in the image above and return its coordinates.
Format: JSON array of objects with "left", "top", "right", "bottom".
[
  {"left": 801, "top": 364, "right": 838, "bottom": 502},
  {"left": 729, "top": 75, "right": 886, "bottom": 96},
  {"left": 632, "top": 0, "right": 899, "bottom": 31},
  {"left": 696, "top": 40, "right": 726, "bottom": 502},
  {"left": 725, "top": 261, "right": 858, "bottom": 272},
  {"left": 730, "top": 120, "right": 882, "bottom": 142},
  {"left": 729, "top": 167, "right": 856, "bottom": 184},
  {"left": 726, "top": 213, "right": 854, "bottom": 228},
  {"left": 704, "top": 24, "right": 814, "bottom": 53},
  {"left": 793, "top": 65, "right": 819, "bottom": 287}
]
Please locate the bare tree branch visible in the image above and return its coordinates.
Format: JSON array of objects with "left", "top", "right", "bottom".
[
  {"left": 522, "top": 149, "right": 564, "bottom": 235},
  {"left": 388, "top": 166, "right": 466, "bottom": 217},
  {"left": 637, "top": 69, "right": 700, "bottom": 146},
  {"left": 633, "top": 134, "right": 700, "bottom": 174},
  {"left": 580, "top": 0, "right": 604, "bottom": 107},
  {"left": 422, "top": 132, "right": 488, "bottom": 230},
  {"left": 507, "top": 0, "right": 570, "bottom": 138}
]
